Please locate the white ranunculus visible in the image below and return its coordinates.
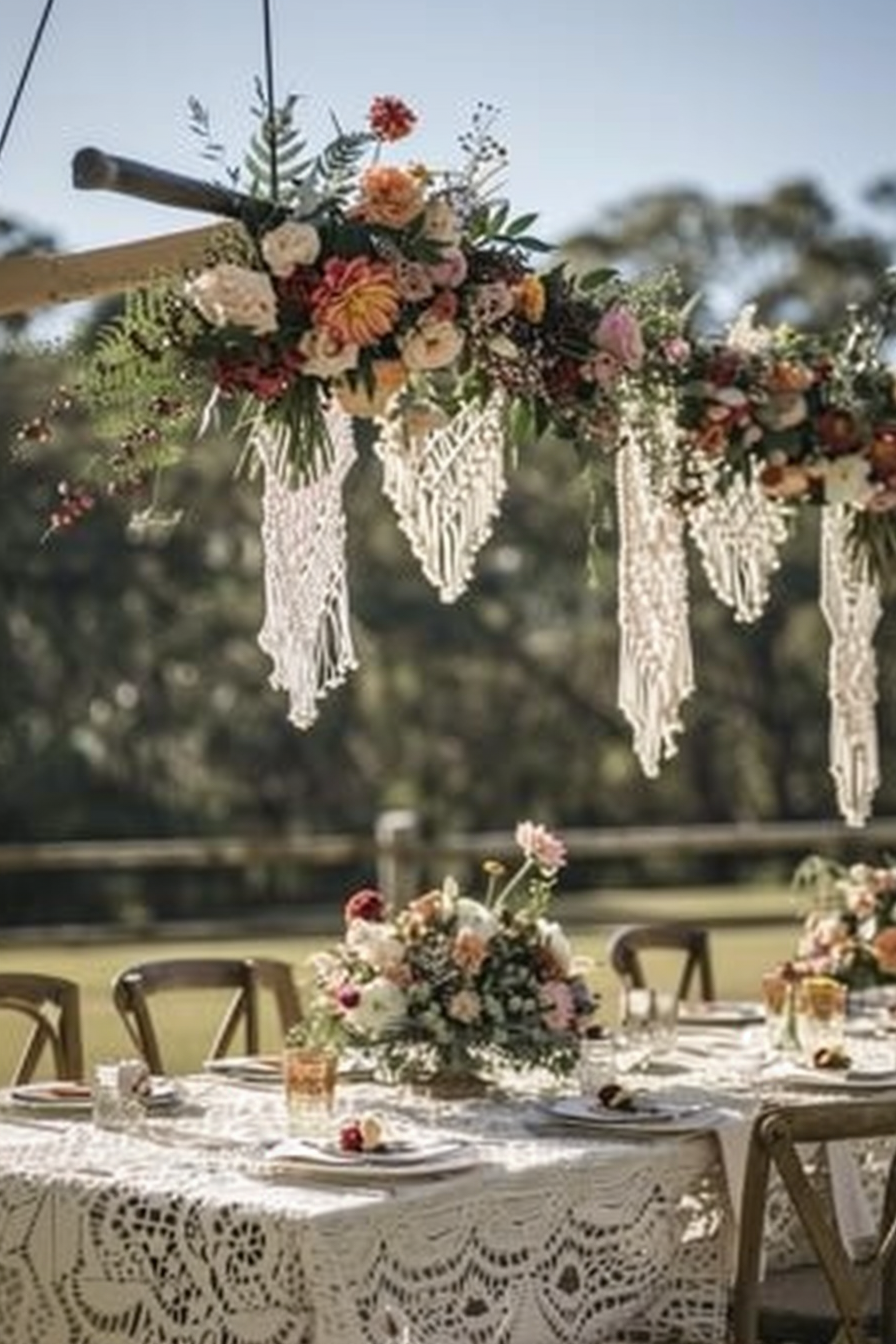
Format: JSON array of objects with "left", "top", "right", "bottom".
[
  {"left": 345, "top": 978, "right": 407, "bottom": 1038},
  {"left": 537, "top": 918, "right": 573, "bottom": 974},
  {"left": 820, "top": 454, "right": 874, "bottom": 506},
  {"left": 454, "top": 897, "right": 499, "bottom": 941},
  {"left": 185, "top": 263, "right": 278, "bottom": 335},
  {"left": 422, "top": 197, "right": 463, "bottom": 246},
  {"left": 261, "top": 220, "right": 322, "bottom": 276}
]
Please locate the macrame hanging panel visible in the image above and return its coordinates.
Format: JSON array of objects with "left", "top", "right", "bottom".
[
  {"left": 375, "top": 395, "right": 507, "bottom": 603},
  {"left": 616, "top": 407, "right": 694, "bottom": 776},
  {"left": 256, "top": 409, "right": 358, "bottom": 729},
  {"left": 820, "top": 506, "right": 882, "bottom": 827},
  {"left": 688, "top": 472, "right": 791, "bottom": 624}
]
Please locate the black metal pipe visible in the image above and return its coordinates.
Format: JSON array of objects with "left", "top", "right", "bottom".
[{"left": 71, "top": 147, "right": 280, "bottom": 227}]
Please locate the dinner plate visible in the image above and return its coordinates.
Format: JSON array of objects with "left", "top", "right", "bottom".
[
  {"left": 6, "top": 1078, "right": 181, "bottom": 1116},
  {"left": 257, "top": 1135, "right": 479, "bottom": 1182},
  {"left": 542, "top": 1095, "right": 722, "bottom": 1135},
  {"left": 677, "top": 1001, "right": 764, "bottom": 1027},
  {"left": 774, "top": 1066, "right": 896, "bottom": 1092},
  {"left": 203, "top": 1055, "right": 283, "bottom": 1082}
]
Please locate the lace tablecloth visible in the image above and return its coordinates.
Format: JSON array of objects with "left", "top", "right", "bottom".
[{"left": 0, "top": 1074, "right": 732, "bottom": 1344}]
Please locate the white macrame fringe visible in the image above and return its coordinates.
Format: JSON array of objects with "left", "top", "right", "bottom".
[
  {"left": 689, "top": 472, "right": 790, "bottom": 624},
  {"left": 256, "top": 409, "right": 358, "bottom": 729},
  {"left": 616, "top": 408, "right": 694, "bottom": 776},
  {"left": 376, "top": 395, "right": 507, "bottom": 603},
  {"left": 820, "top": 506, "right": 881, "bottom": 827}
]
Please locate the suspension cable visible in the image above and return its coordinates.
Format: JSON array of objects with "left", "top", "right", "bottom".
[
  {"left": 0, "top": 0, "right": 59, "bottom": 173},
  {"left": 261, "top": 0, "right": 279, "bottom": 203}
]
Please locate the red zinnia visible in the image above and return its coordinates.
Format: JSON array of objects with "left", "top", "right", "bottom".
[{"left": 368, "top": 95, "right": 417, "bottom": 142}]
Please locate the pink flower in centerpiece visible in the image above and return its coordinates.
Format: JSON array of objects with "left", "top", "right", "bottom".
[
  {"left": 874, "top": 927, "right": 896, "bottom": 975},
  {"left": 448, "top": 988, "right": 483, "bottom": 1024},
  {"left": 345, "top": 888, "right": 387, "bottom": 923},
  {"left": 515, "top": 821, "right": 567, "bottom": 874},
  {"left": 452, "top": 928, "right": 489, "bottom": 974},
  {"left": 539, "top": 980, "right": 576, "bottom": 1032}
]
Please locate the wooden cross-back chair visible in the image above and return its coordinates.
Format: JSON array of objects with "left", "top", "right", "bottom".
[
  {"left": 606, "top": 922, "right": 715, "bottom": 1002},
  {"left": 731, "top": 1099, "right": 896, "bottom": 1344},
  {"left": 0, "top": 972, "right": 85, "bottom": 1084},
  {"left": 111, "top": 957, "right": 302, "bottom": 1075}
]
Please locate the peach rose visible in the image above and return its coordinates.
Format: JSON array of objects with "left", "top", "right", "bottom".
[
  {"left": 356, "top": 165, "right": 425, "bottom": 228},
  {"left": 299, "top": 327, "right": 359, "bottom": 378},
  {"left": 874, "top": 927, "right": 896, "bottom": 975},
  {"left": 334, "top": 359, "right": 407, "bottom": 418},
  {"left": 399, "top": 319, "right": 465, "bottom": 371}
]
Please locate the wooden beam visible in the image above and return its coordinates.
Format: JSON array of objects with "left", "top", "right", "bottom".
[{"left": 0, "top": 221, "right": 246, "bottom": 316}]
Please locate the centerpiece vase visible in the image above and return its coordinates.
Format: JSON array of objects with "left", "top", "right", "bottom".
[{"left": 412, "top": 1040, "right": 492, "bottom": 1100}]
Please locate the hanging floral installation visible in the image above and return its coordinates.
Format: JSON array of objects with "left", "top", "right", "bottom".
[{"left": 18, "top": 89, "right": 896, "bottom": 826}]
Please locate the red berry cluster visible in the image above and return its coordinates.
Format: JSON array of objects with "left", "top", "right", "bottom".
[{"left": 44, "top": 481, "right": 96, "bottom": 539}]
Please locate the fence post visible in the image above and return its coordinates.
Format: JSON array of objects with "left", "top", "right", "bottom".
[{"left": 375, "top": 810, "right": 422, "bottom": 902}]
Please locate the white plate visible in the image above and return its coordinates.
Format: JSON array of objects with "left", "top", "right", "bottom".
[
  {"left": 677, "top": 1001, "right": 764, "bottom": 1027},
  {"left": 203, "top": 1055, "right": 283, "bottom": 1082},
  {"left": 543, "top": 1095, "right": 721, "bottom": 1134},
  {"left": 776, "top": 1066, "right": 896, "bottom": 1092},
  {"left": 258, "top": 1136, "right": 479, "bottom": 1182},
  {"left": 7, "top": 1078, "right": 181, "bottom": 1115}
]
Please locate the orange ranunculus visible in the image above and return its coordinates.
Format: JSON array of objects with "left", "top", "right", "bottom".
[
  {"left": 312, "top": 257, "right": 401, "bottom": 347},
  {"left": 514, "top": 274, "right": 546, "bottom": 323},
  {"left": 765, "top": 360, "right": 815, "bottom": 394},
  {"left": 334, "top": 359, "right": 407, "bottom": 418},
  {"left": 758, "top": 461, "right": 813, "bottom": 500},
  {"left": 355, "top": 165, "right": 425, "bottom": 228},
  {"left": 874, "top": 926, "right": 896, "bottom": 975}
]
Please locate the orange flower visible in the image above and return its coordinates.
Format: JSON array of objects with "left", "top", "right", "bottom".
[
  {"left": 874, "top": 926, "right": 896, "bottom": 975},
  {"left": 766, "top": 360, "right": 815, "bottom": 393},
  {"left": 452, "top": 929, "right": 489, "bottom": 974},
  {"left": 758, "top": 461, "right": 813, "bottom": 499},
  {"left": 312, "top": 257, "right": 400, "bottom": 347},
  {"left": 334, "top": 359, "right": 407, "bottom": 418},
  {"left": 355, "top": 165, "right": 425, "bottom": 229},
  {"left": 869, "top": 425, "right": 896, "bottom": 481},
  {"left": 514, "top": 274, "right": 546, "bottom": 323}
]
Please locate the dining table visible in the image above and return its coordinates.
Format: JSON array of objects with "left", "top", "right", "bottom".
[{"left": 0, "top": 1004, "right": 894, "bottom": 1344}]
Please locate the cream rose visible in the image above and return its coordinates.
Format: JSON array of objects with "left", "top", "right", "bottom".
[
  {"left": 344, "top": 977, "right": 407, "bottom": 1038},
  {"left": 185, "top": 263, "right": 278, "bottom": 335},
  {"left": 399, "top": 319, "right": 465, "bottom": 371},
  {"left": 299, "top": 328, "right": 360, "bottom": 378},
  {"left": 261, "top": 221, "right": 322, "bottom": 277},
  {"left": 422, "top": 197, "right": 463, "bottom": 246}
]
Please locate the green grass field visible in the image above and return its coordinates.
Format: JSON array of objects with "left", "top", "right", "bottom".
[{"left": 0, "top": 898, "right": 800, "bottom": 1080}]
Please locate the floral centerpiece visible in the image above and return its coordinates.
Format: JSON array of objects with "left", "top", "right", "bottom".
[
  {"left": 303, "top": 820, "right": 597, "bottom": 1090},
  {"left": 789, "top": 854, "right": 896, "bottom": 990}
]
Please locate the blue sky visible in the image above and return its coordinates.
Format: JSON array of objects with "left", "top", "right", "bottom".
[{"left": 2, "top": 0, "right": 895, "bottom": 303}]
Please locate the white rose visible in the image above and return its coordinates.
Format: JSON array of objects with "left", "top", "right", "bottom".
[
  {"left": 422, "top": 197, "right": 463, "bottom": 246},
  {"left": 399, "top": 319, "right": 464, "bottom": 371},
  {"left": 299, "top": 328, "right": 360, "bottom": 378},
  {"left": 454, "top": 898, "right": 498, "bottom": 941},
  {"left": 185, "top": 263, "right": 278, "bottom": 335},
  {"left": 345, "top": 978, "right": 407, "bottom": 1038},
  {"left": 261, "top": 221, "right": 322, "bottom": 277},
  {"left": 346, "top": 919, "right": 406, "bottom": 974}
]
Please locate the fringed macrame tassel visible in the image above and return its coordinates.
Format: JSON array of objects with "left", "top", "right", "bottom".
[
  {"left": 616, "top": 408, "right": 694, "bottom": 776},
  {"left": 255, "top": 409, "right": 358, "bottom": 729},
  {"left": 820, "top": 506, "right": 881, "bottom": 827},
  {"left": 689, "top": 473, "right": 790, "bottom": 623},
  {"left": 376, "top": 395, "right": 507, "bottom": 603}
]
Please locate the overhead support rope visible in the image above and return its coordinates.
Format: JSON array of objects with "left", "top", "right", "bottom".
[{"left": 0, "top": 0, "right": 58, "bottom": 171}]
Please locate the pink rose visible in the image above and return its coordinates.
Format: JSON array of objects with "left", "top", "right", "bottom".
[{"left": 595, "top": 305, "right": 645, "bottom": 371}]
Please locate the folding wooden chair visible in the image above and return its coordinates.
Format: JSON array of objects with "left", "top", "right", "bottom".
[
  {"left": 730, "top": 1099, "right": 896, "bottom": 1344},
  {"left": 606, "top": 922, "right": 715, "bottom": 1002},
  {"left": 111, "top": 956, "right": 302, "bottom": 1074},
  {"left": 0, "top": 972, "right": 85, "bottom": 1083}
]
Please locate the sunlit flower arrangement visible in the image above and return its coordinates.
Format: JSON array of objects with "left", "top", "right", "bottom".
[
  {"left": 789, "top": 854, "right": 896, "bottom": 990},
  {"left": 20, "top": 93, "right": 896, "bottom": 576},
  {"left": 305, "top": 821, "right": 597, "bottom": 1081}
]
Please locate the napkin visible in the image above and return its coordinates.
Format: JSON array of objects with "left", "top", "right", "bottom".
[{"left": 827, "top": 1140, "right": 877, "bottom": 1259}]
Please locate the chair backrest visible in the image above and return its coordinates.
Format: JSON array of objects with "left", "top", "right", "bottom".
[
  {"left": 0, "top": 972, "right": 85, "bottom": 1084},
  {"left": 606, "top": 922, "right": 715, "bottom": 1002},
  {"left": 111, "top": 957, "right": 302, "bottom": 1075},
  {"left": 731, "top": 1099, "right": 896, "bottom": 1344}
]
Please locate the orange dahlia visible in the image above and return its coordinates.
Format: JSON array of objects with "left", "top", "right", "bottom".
[{"left": 312, "top": 257, "right": 401, "bottom": 348}]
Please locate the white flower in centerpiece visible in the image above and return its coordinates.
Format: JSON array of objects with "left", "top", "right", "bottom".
[
  {"left": 346, "top": 919, "right": 406, "bottom": 974},
  {"left": 344, "top": 977, "right": 407, "bottom": 1037},
  {"left": 454, "top": 897, "right": 499, "bottom": 941},
  {"left": 537, "top": 918, "right": 573, "bottom": 975},
  {"left": 185, "top": 263, "right": 278, "bottom": 335}
]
